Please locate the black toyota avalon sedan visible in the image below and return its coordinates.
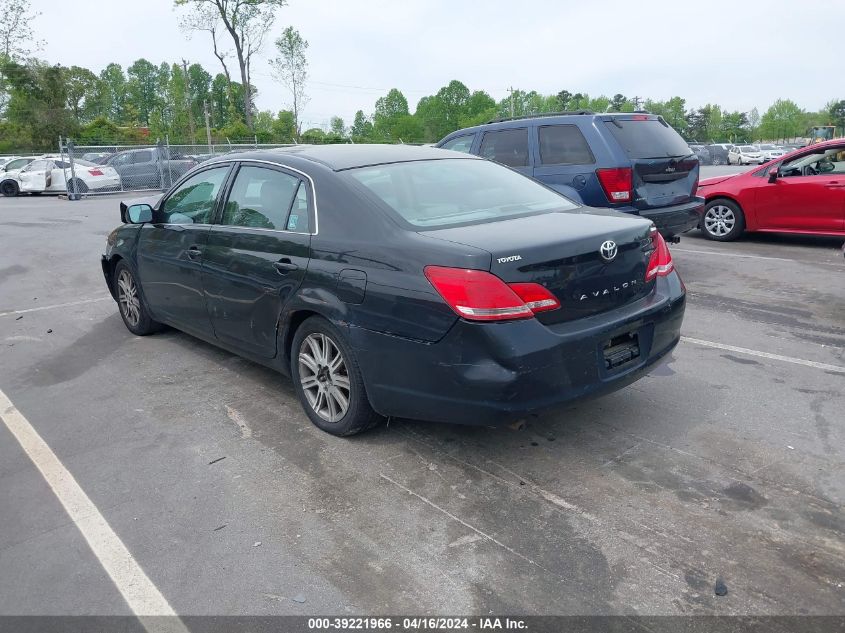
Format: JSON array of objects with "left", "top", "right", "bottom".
[{"left": 102, "top": 145, "right": 685, "bottom": 436}]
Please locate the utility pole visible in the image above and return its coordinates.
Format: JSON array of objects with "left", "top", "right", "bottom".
[
  {"left": 203, "top": 100, "right": 213, "bottom": 152},
  {"left": 508, "top": 86, "right": 515, "bottom": 118},
  {"left": 632, "top": 96, "right": 643, "bottom": 111},
  {"left": 182, "top": 59, "right": 196, "bottom": 145}
]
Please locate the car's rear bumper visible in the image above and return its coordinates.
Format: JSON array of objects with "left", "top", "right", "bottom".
[
  {"left": 350, "top": 273, "right": 686, "bottom": 426},
  {"left": 620, "top": 198, "right": 704, "bottom": 237}
]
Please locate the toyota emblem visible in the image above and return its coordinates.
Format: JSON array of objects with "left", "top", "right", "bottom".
[{"left": 599, "top": 240, "right": 618, "bottom": 262}]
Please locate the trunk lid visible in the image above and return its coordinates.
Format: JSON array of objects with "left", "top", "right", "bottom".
[
  {"left": 602, "top": 116, "right": 699, "bottom": 209},
  {"left": 422, "top": 209, "right": 655, "bottom": 324}
]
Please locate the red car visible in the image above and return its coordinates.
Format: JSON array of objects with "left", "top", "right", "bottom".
[{"left": 696, "top": 138, "right": 845, "bottom": 241}]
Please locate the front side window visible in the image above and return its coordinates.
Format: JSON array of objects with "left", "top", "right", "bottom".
[
  {"left": 22, "top": 160, "right": 52, "bottom": 172},
  {"left": 780, "top": 146, "right": 845, "bottom": 177},
  {"left": 222, "top": 166, "right": 301, "bottom": 230},
  {"left": 479, "top": 128, "right": 529, "bottom": 167},
  {"left": 538, "top": 125, "right": 595, "bottom": 165},
  {"left": 160, "top": 167, "right": 229, "bottom": 224},
  {"left": 347, "top": 158, "right": 576, "bottom": 229},
  {"left": 110, "top": 153, "right": 131, "bottom": 167},
  {"left": 440, "top": 134, "right": 475, "bottom": 153}
]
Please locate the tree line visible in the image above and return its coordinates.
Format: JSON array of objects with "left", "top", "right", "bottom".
[{"left": 1, "top": 0, "right": 843, "bottom": 152}]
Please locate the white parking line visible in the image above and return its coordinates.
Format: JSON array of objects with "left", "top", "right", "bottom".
[
  {"left": 0, "top": 388, "right": 188, "bottom": 630},
  {"left": 681, "top": 336, "right": 845, "bottom": 374},
  {"left": 0, "top": 297, "right": 109, "bottom": 318},
  {"left": 672, "top": 247, "right": 844, "bottom": 267}
]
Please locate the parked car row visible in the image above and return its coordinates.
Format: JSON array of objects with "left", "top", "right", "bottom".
[
  {"left": 0, "top": 147, "right": 201, "bottom": 196},
  {"left": 0, "top": 154, "right": 121, "bottom": 196}
]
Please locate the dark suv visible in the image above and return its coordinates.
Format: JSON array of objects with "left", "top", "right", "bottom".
[{"left": 437, "top": 112, "right": 704, "bottom": 238}]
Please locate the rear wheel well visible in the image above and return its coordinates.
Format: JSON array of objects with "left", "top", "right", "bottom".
[{"left": 283, "top": 310, "right": 320, "bottom": 367}]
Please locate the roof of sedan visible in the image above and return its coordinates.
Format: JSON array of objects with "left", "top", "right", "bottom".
[{"left": 220, "top": 143, "right": 477, "bottom": 171}]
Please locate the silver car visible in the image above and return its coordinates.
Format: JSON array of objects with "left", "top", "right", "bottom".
[
  {"left": 728, "top": 145, "right": 764, "bottom": 165},
  {"left": 757, "top": 144, "right": 786, "bottom": 162}
]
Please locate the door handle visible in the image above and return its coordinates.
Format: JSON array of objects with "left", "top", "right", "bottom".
[
  {"left": 273, "top": 259, "right": 299, "bottom": 274},
  {"left": 186, "top": 246, "right": 202, "bottom": 259},
  {"left": 826, "top": 183, "right": 845, "bottom": 188}
]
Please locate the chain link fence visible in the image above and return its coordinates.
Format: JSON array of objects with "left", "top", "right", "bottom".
[{"left": 57, "top": 138, "right": 299, "bottom": 197}]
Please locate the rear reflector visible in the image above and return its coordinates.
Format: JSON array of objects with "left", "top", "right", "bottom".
[
  {"left": 645, "top": 229, "right": 674, "bottom": 281},
  {"left": 596, "top": 167, "right": 632, "bottom": 203},
  {"left": 424, "top": 266, "right": 559, "bottom": 321}
]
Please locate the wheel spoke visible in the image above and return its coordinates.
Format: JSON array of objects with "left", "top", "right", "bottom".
[
  {"left": 329, "top": 386, "right": 348, "bottom": 415},
  {"left": 333, "top": 374, "right": 350, "bottom": 391},
  {"left": 300, "top": 375, "right": 320, "bottom": 390},
  {"left": 299, "top": 352, "right": 319, "bottom": 375}
]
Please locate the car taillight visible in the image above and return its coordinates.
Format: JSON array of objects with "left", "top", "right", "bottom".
[
  {"left": 88, "top": 169, "right": 103, "bottom": 176},
  {"left": 645, "top": 229, "right": 674, "bottom": 281},
  {"left": 596, "top": 167, "right": 632, "bottom": 203},
  {"left": 508, "top": 283, "right": 560, "bottom": 313},
  {"left": 424, "top": 266, "right": 559, "bottom": 322}
]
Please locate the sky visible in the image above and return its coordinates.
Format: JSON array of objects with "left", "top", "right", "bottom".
[{"left": 24, "top": 0, "right": 845, "bottom": 130}]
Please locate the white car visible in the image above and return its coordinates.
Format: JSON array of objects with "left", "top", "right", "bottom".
[
  {"left": 18, "top": 157, "right": 121, "bottom": 195},
  {"left": 757, "top": 144, "right": 786, "bottom": 162},
  {"left": 728, "top": 145, "right": 764, "bottom": 165},
  {"left": 0, "top": 156, "right": 39, "bottom": 196}
]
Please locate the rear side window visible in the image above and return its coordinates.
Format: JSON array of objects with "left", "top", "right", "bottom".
[
  {"left": 286, "top": 182, "right": 310, "bottom": 232},
  {"left": 479, "top": 128, "right": 529, "bottom": 167},
  {"left": 132, "top": 150, "right": 153, "bottom": 164},
  {"left": 440, "top": 134, "right": 475, "bottom": 153},
  {"left": 222, "top": 166, "right": 300, "bottom": 230},
  {"left": 604, "top": 118, "right": 690, "bottom": 159},
  {"left": 538, "top": 125, "right": 595, "bottom": 165}
]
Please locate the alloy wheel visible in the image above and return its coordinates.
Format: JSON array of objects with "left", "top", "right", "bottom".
[
  {"left": 704, "top": 205, "right": 735, "bottom": 238},
  {"left": 116, "top": 269, "right": 141, "bottom": 327},
  {"left": 298, "top": 333, "right": 351, "bottom": 423}
]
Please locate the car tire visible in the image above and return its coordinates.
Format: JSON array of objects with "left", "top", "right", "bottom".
[
  {"left": 291, "top": 316, "right": 384, "bottom": 436},
  {"left": 69, "top": 178, "right": 88, "bottom": 194},
  {"left": 113, "top": 260, "right": 161, "bottom": 336},
  {"left": 0, "top": 180, "right": 18, "bottom": 197},
  {"left": 701, "top": 199, "right": 745, "bottom": 241}
]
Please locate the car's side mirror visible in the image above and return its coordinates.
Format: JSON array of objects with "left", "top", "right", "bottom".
[
  {"left": 126, "top": 203, "right": 153, "bottom": 224},
  {"left": 767, "top": 167, "right": 779, "bottom": 183}
]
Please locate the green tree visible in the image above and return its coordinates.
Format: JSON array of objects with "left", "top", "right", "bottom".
[
  {"left": 555, "top": 89, "right": 572, "bottom": 110},
  {"left": 373, "top": 88, "right": 409, "bottom": 139},
  {"left": 1, "top": 59, "right": 77, "bottom": 150},
  {"left": 759, "top": 99, "right": 804, "bottom": 141},
  {"left": 63, "top": 66, "right": 99, "bottom": 123},
  {"left": 329, "top": 116, "right": 345, "bottom": 137},
  {"left": 127, "top": 58, "right": 161, "bottom": 126},
  {"left": 272, "top": 110, "right": 296, "bottom": 141},
  {"left": 350, "top": 110, "right": 373, "bottom": 139},
  {"left": 94, "top": 63, "right": 129, "bottom": 122},
  {"left": 270, "top": 26, "right": 309, "bottom": 138},
  {"left": 824, "top": 99, "right": 845, "bottom": 131},
  {"left": 175, "top": 0, "right": 286, "bottom": 129},
  {"left": 748, "top": 107, "right": 761, "bottom": 140}
]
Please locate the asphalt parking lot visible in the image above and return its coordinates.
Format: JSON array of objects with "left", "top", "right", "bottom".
[{"left": 0, "top": 172, "right": 843, "bottom": 619}]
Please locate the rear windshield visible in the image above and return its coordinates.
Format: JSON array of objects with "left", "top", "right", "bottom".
[
  {"left": 604, "top": 118, "right": 691, "bottom": 159},
  {"left": 346, "top": 158, "right": 577, "bottom": 229}
]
